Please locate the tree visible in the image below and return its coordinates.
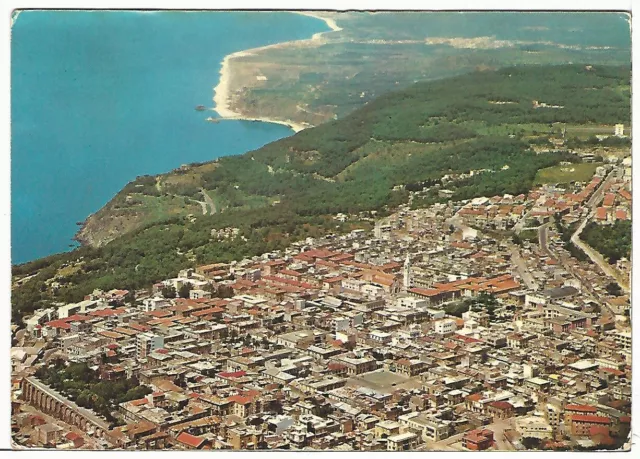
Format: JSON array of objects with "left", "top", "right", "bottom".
[
  {"left": 178, "top": 282, "right": 192, "bottom": 299},
  {"left": 605, "top": 282, "right": 623, "bottom": 297},
  {"left": 216, "top": 285, "right": 234, "bottom": 298},
  {"left": 124, "top": 291, "right": 136, "bottom": 305},
  {"left": 521, "top": 437, "right": 543, "bottom": 450},
  {"left": 161, "top": 285, "right": 176, "bottom": 299}
]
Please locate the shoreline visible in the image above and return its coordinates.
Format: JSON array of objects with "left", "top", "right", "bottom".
[{"left": 212, "top": 11, "right": 343, "bottom": 133}]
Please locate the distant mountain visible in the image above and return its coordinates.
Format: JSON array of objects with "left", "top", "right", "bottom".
[{"left": 225, "top": 11, "right": 631, "bottom": 126}]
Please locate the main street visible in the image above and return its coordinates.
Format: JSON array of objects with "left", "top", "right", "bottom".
[
  {"left": 538, "top": 222, "right": 554, "bottom": 260},
  {"left": 509, "top": 245, "right": 539, "bottom": 291},
  {"left": 539, "top": 167, "right": 626, "bottom": 318}
]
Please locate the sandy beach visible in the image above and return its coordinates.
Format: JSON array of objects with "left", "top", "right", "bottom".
[{"left": 212, "top": 11, "right": 342, "bottom": 133}]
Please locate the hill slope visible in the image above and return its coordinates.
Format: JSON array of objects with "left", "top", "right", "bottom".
[
  {"left": 13, "top": 64, "right": 631, "bottom": 324},
  {"left": 224, "top": 11, "right": 631, "bottom": 126}
]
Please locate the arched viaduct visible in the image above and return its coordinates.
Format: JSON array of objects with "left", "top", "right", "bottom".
[{"left": 20, "top": 377, "right": 110, "bottom": 439}]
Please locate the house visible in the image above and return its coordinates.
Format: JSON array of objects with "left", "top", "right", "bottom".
[
  {"left": 35, "top": 423, "right": 63, "bottom": 446},
  {"left": 386, "top": 432, "right": 418, "bottom": 451},
  {"left": 64, "top": 432, "right": 85, "bottom": 448},
  {"left": 462, "top": 428, "right": 494, "bottom": 451},
  {"left": 227, "top": 392, "right": 262, "bottom": 418},
  {"left": 487, "top": 401, "right": 514, "bottom": 420},
  {"left": 570, "top": 415, "right": 610, "bottom": 437},
  {"left": 175, "top": 431, "right": 209, "bottom": 450}
]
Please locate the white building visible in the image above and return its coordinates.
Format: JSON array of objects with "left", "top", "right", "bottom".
[
  {"left": 141, "top": 297, "right": 171, "bottom": 313},
  {"left": 136, "top": 332, "right": 164, "bottom": 360},
  {"left": 434, "top": 318, "right": 457, "bottom": 335},
  {"left": 396, "top": 296, "right": 428, "bottom": 309},
  {"left": 515, "top": 416, "right": 553, "bottom": 440}
]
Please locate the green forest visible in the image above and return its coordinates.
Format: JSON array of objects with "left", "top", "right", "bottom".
[
  {"left": 581, "top": 220, "right": 632, "bottom": 264},
  {"left": 35, "top": 360, "right": 151, "bottom": 424},
  {"left": 12, "top": 65, "right": 631, "bottom": 325}
]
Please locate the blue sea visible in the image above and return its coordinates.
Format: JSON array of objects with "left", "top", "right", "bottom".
[{"left": 11, "top": 11, "right": 328, "bottom": 264}]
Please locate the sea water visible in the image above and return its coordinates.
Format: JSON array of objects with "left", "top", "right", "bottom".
[{"left": 11, "top": 10, "right": 328, "bottom": 264}]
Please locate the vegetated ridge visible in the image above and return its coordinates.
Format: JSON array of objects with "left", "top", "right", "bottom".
[{"left": 12, "top": 64, "right": 630, "bottom": 325}]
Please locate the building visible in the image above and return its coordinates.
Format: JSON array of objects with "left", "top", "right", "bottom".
[
  {"left": 570, "top": 415, "right": 611, "bottom": 437},
  {"left": 462, "top": 428, "right": 494, "bottom": 451},
  {"left": 613, "top": 331, "right": 631, "bottom": 351},
  {"left": 434, "top": 318, "right": 457, "bottom": 336},
  {"left": 515, "top": 416, "right": 553, "bottom": 440},
  {"left": 35, "top": 423, "right": 63, "bottom": 446},
  {"left": 614, "top": 124, "right": 624, "bottom": 137},
  {"left": 136, "top": 333, "right": 164, "bottom": 360},
  {"left": 386, "top": 432, "right": 418, "bottom": 451}
]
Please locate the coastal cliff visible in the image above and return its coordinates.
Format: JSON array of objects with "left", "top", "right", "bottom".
[{"left": 74, "top": 65, "right": 630, "bottom": 249}]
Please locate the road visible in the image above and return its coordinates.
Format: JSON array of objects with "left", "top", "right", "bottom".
[
  {"left": 200, "top": 188, "right": 217, "bottom": 215},
  {"left": 538, "top": 222, "right": 555, "bottom": 259},
  {"left": 569, "top": 167, "right": 629, "bottom": 293},
  {"left": 447, "top": 212, "right": 537, "bottom": 291},
  {"left": 532, "top": 168, "right": 624, "bottom": 318},
  {"left": 571, "top": 217, "right": 629, "bottom": 293},
  {"left": 510, "top": 246, "right": 539, "bottom": 291}
]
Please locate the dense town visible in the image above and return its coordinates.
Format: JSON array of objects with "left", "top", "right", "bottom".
[{"left": 11, "top": 150, "right": 632, "bottom": 451}]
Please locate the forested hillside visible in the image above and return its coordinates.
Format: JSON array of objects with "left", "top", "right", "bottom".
[{"left": 12, "top": 65, "right": 631, "bottom": 324}]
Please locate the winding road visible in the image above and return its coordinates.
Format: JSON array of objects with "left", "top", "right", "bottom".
[{"left": 200, "top": 188, "right": 217, "bottom": 215}]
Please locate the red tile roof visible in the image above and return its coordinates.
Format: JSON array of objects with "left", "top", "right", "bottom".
[
  {"left": 602, "top": 193, "right": 615, "bottom": 207},
  {"left": 565, "top": 404, "right": 597, "bottom": 413},
  {"left": 176, "top": 432, "right": 206, "bottom": 449},
  {"left": 571, "top": 414, "right": 610, "bottom": 424},
  {"left": 489, "top": 401, "right": 513, "bottom": 410},
  {"left": 44, "top": 320, "right": 71, "bottom": 330},
  {"left": 228, "top": 394, "right": 256, "bottom": 405},
  {"left": 65, "top": 314, "right": 91, "bottom": 322},
  {"left": 466, "top": 393, "right": 483, "bottom": 402},
  {"left": 89, "top": 307, "right": 126, "bottom": 317},
  {"left": 217, "top": 370, "right": 246, "bottom": 379},
  {"left": 615, "top": 209, "right": 628, "bottom": 220}
]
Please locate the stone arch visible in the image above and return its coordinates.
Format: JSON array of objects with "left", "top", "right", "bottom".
[
  {"left": 79, "top": 418, "right": 87, "bottom": 430},
  {"left": 36, "top": 391, "right": 44, "bottom": 409},
  {"left": 95, "top": 428, "right": 103, "bottom": 438},
  {"left": 45, "top": 396, "right": 53, "bottom": 413},
  {"left": 71, "top": 413, "right": 79, "bottom": 426}
]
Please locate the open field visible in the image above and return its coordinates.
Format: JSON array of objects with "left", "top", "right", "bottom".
[
  {"left": 347, "top": 370, "right": 422, "bottom": 393},
  {"left": 564, "top": 124, "right": 631, "bottom": 138},
  {"left": 533, "top": 162, "right": 602, "bottom": 185}
]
